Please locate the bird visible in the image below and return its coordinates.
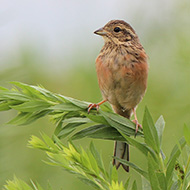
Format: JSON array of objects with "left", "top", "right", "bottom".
[{"left": 88, "top": 20, "right": 148, "bottom": 172}]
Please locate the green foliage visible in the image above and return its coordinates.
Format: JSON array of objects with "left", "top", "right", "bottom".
[
  {"left": 29, "top": 134, "right": 126, "bottom": 190},
  {"left": 0, "top": 82, "right": 141, "bottom": 139},
  {"left": 3, "top": 176, "right": 50, "bottom": 190},
  {"left": 1, "top": 82, "right": 190, "bottom": 190}
]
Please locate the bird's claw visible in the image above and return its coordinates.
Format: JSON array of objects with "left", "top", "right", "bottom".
[
  {"left": 88, "top": 103, "right": 100, "bottom": 114},
  {"left": 132, "top": 119, "right": 142, "bottom": 136}
]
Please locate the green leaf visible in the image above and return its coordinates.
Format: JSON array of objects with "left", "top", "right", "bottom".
[
  {"left": 86, "top": 150, "right": 100, "bottom": 175},
  {"left": 8, "top": 110, "right": 51, "bottom": 125},
  {"left": 50, "top": 103, "right": 82, "bottom": 111},
  {"left": 124, "top": 177, "right": 130, "bottom": 189},
  {"left": 131, "top": 180, "right": 137, "bottom": 190},
  {"left": 41, "top": 133, "right": 60, "bottom": 151},
  {"left": 155, "top": 115, "right": 165, "bottom": 144},
  {"left": 184, "top": 124, "right": 190, "bottom": 146},
  {"left": 100, "top": 111, "right": 135, "bottom": 130},
  {"left": 0, "top": 86, "right": 8, "bottom": 91},
  {"left": 122, "top": 133, "right": 157, "bottom": 161},
  {"left": 111, "top": 166, "right": 118, "bottom": 182},
  {"left": 143, "top": 107, "right": 160, "bottom": 154},
  {"left": 63, "top": 117, "right": 91, "bottom": 124},
  {"left": 56, "top": 123, "right": 85, "bottom": 139},
  {"left": 171, "top": 180, "right": 181, "bottom": 190},
  {"left": 77, "top": 177, "right": 100, "bottom": 190},
  {"left": 30, "top": 180, "right": 49, "bottom": 190},
  {"left": 8, "top": 112, "right": 33, "bottom": 125},
  {"left": 100, "top": 111, "right": 142, "bottom": 136},
  {"left": 12, "top": 82, "right": 62, "bottom": 102},
  {"left": 85, "top": 113, "right": 109, "bottom": 125},
  {"left": 169, "top": 137, "right": 186, "bottom": 160},
  {"left": 166, "top": 137, "right": 186, "bottom": 185},
  {"left": 187, "top": 185, "right": 190, "bottom": 190},
  {"left": 25, "top": 110, "right": 52, "bottom": 125},
  {"left": 115, "top": 157, "right": 149, "bottom": 180},
  {"left": 142, "top": 176, "right": 151, "bottom": 190},
  {"left": 72, "top": 124, "right": 125, "bottom": 141},
  {"left": 11, "top": 100, "right": 51, "bottom": 112},
  {"left": 147, "top": 153, "right": 161, "bottom": 190},
  {"left": 0, "top": 91, "right": 30, "bottom": 101},
  {"left": 156, "top": 172, "right": 166, "bottom": 190},
  {"left": 28, "top": 135, "right": 51, "bottom": 151},
  {"left": 4, "top": 176, "right": 33, "bottom": 190},
  {"left": 89, "top": 142, "right": 106, "bottom": 175},
  {"left": 63, "top": 96, "right": 89, "bottom": 109},
  {"left": 11, "top": 82, "right": 45, "bottom": 99},
  {"left": 0, "top": 101, "right": 11, "bottom": 111}
]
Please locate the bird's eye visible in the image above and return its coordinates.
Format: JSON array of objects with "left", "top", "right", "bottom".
[{"left": 114, "top": 27, "right": 121, "bottom": 33}]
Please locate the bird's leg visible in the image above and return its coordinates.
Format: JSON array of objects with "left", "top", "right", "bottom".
[
  {"left": 132, "top": 108, "right": 142, "bottom": 135},
  {"left": 88, "top": 99, "right": 107, "bottom": 113}
]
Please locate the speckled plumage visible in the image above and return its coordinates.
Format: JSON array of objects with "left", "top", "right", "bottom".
[{"left": 91, "top": 20, "right": 148, "bottom": 172}]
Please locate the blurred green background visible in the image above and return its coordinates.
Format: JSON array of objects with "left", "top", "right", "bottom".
[{"left": 0, "top": 0, "right": 190, "bottom": 189}]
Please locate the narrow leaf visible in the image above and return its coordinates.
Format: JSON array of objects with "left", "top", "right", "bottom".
[
  {"left": 85, "top": 113, "right": 109, "bottom": 125},
  {"left": 77, "top": 177, "right": 100, "bottom": 190},
  {"left": 147, "top": 153, "right": 161, "bottom": 190},
  {"left": 142, "top": 176, "right": 151, "bottom": 190},
  {"left": 171, "top": 180, "right": 181, "bottom": 190},
  {"left": 0, "top": 101, "right": 11, "bottom": 111},
  {"left": 122, "top": 133, "right": 157, "bottom": 161},
  {"left": 166, "top": 137, "right": 186, "bottom": 185},
  {"left": 143, "top": 107, "right": 160, "bottom": 153},
  {"left": 50, "top": 103, "right": 82, "bottom": 111},
  {"left": 184, "top": 124, "right": 190, "bottom": 146},
  {"left": 115, "top": 157, "right": 149, "bottom": 180},
  {"left": 0, "top": 91, "right": 30, "bottom": 101},
  {"left": 63, "top": 117, "right": 91, "bottom": 124},
  {"left": 90, "top": 142, "right": 106, "bottom": 175},
  {"left": 155, "top": 115, "right": 165, "bottom": 144},
  {"left": 132, "top": 181, "right": 137, "bottom": 190},
  {"left": 4, "top": 177, "right": 33, "bottom": 190},
  {"left": 56, "top": 123, "right": 84, "bottom": 139},
  {"left": 100, "top": 111, "right": 142, "bottom": 136},
  {"left": 156, "top": 172, "right": 166, "bottom": 190},
  {"left": 124, "top": 177, "right": 130, "bottom": 189},
  {"left": 111, "top": 166, "right": 118, "bottom": 182},
  {"left": 11, "top": 100, "right": 51, "bottom": 112},
  {"left": 8, "top": 112, "right": 33, "bottom": 125},
  {"left": 100, "top": 110, "right": 143, "bottom": 135},
  {"left": 72, "top": 124, "right": 125, "bottom": 141},
  {"left": 63, "top": 96, "right": 89, "bottom": 109}
]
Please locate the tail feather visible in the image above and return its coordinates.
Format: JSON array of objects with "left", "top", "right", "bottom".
[
  {"left": 112, "top": 106, "right": 132, "bottom": 172},
  {"left": 113, "top": 141, "right": 129, "bottom": 172}
]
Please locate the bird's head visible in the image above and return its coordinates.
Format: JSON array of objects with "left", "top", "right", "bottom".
[{"left": 94, "top": 20, "right": 139, "bottom": 45}]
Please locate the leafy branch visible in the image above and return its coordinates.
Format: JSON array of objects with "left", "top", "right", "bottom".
[
  {"left": 1, "top": 82, "right": 190, "bottom": 190},
  {"left": 0, "top": 82, "right": 142, "bottom": 140},
  {"left": 29, "top": 134, "right": 126, "bottom": 190}
]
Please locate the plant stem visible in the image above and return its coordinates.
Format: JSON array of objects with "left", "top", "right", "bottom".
[
  {"left": 181, "top": 155, "right": 190, "bottom": 189},
  {"left": 159, "top": 152, "right": 166, "bottom": 175}
]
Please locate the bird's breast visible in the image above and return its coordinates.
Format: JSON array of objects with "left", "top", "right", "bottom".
[{"left": 95, "top": 48, "right": 148, "bottom": 109}]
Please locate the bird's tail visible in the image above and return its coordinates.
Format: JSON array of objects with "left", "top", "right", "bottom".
[
  {"left": 112, "top": 106, "right": 132, "bottom": 172},
  {"left": 113, "top": 141, "right": 129, "bottom": 172}
]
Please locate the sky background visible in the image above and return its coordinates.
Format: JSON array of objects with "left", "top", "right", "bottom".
[{"left": 0, "top": 0, "right": 177, "bottom": 71}]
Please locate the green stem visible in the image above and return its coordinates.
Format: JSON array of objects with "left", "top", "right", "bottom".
[
  {"left": 181, "top": 155, "right": 190, "bottom": 190},
  {"left": 159, "top": 152, "right": 166, "bottom": 175}
]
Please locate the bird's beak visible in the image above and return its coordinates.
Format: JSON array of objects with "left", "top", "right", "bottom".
[{"left": 94, "top": 27, "right": 107, "bottom": 36}]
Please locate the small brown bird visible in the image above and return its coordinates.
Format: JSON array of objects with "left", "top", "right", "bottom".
[{"left": 88, "top": 20, "right": 148, "bottom": 172}]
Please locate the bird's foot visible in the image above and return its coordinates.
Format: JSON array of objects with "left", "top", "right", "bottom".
[
  {"left": 132, "top": 119, "right": 142, "bottom": 136},
  {"left": 88, "top": 103, "right": 100, "bottom": 113},
  {"left": 87, "top": 99, "right": 107, "bottom": 114}
]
